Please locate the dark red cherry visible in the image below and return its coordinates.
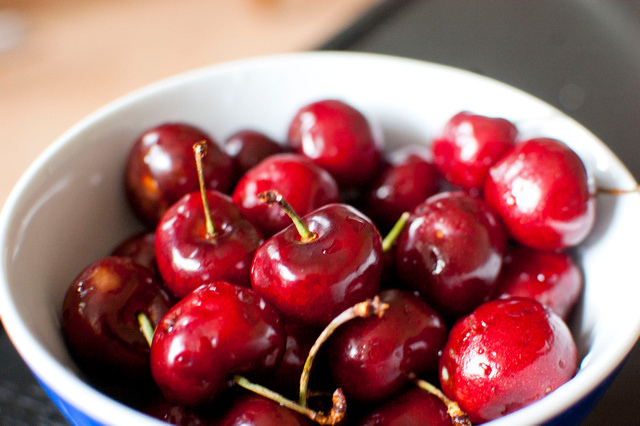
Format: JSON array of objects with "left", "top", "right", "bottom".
[
  {"left": 111, "top": 231, "right": 158, "bottom": 276},
  {"left": 362, "top": 146, "right": 441, "bottom": 232},
  {"left": 218, "top": 393, "right": 313, "bottom": 426},
  {"left": 432, "top": 111, "right": 517, "bottom": 191},
  {"left": 328, "top": 289, "right": 447, "bottom": 402},
  {"left": 224, "top": 129, "right": 286, "bottom": 178},
  {"left": 232, "top": 154, "right": 340, "bottom": 237},
  {"left": 396, "top": 191, "right": 507, "bottom": 319},
  {"left": 287, "top": 99, "right": 382, "bottom": 189},
  {"left": 358, "top": 388, "right": 452, "bottom": 426},
  {"left": 251, "top": 201, "right": 383, "bottom": 328},
  {"left": 439, "top": 298, "right": 578, "bottom": 423},
  {"left": 125, "top": 123, "right": 234, "bottom": 227},
  {"left": 150, "top": 281, "right": 286, "bottom": 406},
  {"left": 61, "top": 256, "right": 173, "bottom": 382},
  {"left": 484, "top": 137, "right": 596, "bottom": 250},
  {"left": 155, "top": 190, "right": 263, "bottom": 298},
  {"left": 493, "top": 245, "right": 583, "bottom": 321}
]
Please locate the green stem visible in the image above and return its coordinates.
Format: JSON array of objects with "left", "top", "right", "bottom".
[
  {"left": 382, "top": 211, "right": 410, "bottom": 252},
  {"left": 137, "top": 312, "right": 155, "bottom": 347},
  {"left": 258, "top": 190, "right": 317, "bottom": 243},
  {"left": 193, "top": 141, "right": 217, "bottom": 238},
  {"left": 414, "top": 378, "right": 471, "bottom": 426}
]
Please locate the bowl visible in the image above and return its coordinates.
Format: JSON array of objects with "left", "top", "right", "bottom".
[{"left": 1, "top": 51, "right": 639, "bottom": 425}]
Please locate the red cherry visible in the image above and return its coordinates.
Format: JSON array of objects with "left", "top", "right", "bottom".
[
  {"left": 328, "top": 289, "right": 447, "bottom": 402},
  {"left": 395, "top": 191, "right": 507, "bottom": 319},
  {"left": 439, "top": 298, "right": 578, "bottom": 423},
  {"left": 362, "top": 146, "right": 441, "bottom": 232},
  {"left": 287, "top": 99, "right": 382, "bottom": 189},
  {"left": 218, "top": 393, "right": 313, "bottom": 426},
  {"left": 358, "top": 388, "right": 452, "bottom": 426},
  {"left": 124, "top": 123, "right": 234, "bottom": 227},
  {"left": 61, "top": 257, "right": 173, "bottom": 382},
  {"left": 484, "top": 137, "right": 596, "bottom": 250},
  {"left": 232, "top": 154, "right": 340, "bottom": 237},
  {"left": 111, "top": 231, "right": 158, "bottom": 276},
  {"left": 493, "top": 245, "right": 583, "bottom": 321},
  {"left": 432, "top": 111, "right": 517, "bottom": 191},
  {"left": 251, "top": 195, "right": 383, "bottom": 327},
  {"left": 150, "top": 281, "right": 286, "bottom": 406},
  {"left": 155, "top": 190, "right": 263, "bottom": 298},
  {"left": 224, "top": 129, "right": 287, "bottom": 178}
]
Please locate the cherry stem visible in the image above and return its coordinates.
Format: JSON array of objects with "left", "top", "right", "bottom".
[
  {"left": 382, "top": 211, "right": 410, "bottom": 252},
  {"left": 232, "top": 375, "right": 346, "bottom": 425},
  {"left": 193, "top": 141, "right": 217, "bottom": 238},
  {"left": 258, "top": 190, "right": 318, "bottom": 243},
  {"left": 414, "top": 378, "right": 471, "bottom": 426},
  {"left": 299, "top": 296, "right": 389, "bottom": 408},
  {"left": 136, "top": 312, "right": 155, "bottom": 347},
  {"left": 597, "top": 185, "right": 640, "bottom": 196}
]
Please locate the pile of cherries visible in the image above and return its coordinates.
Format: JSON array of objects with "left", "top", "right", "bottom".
[{"left": 60, "top": 100, "right": 595, "bottom": 425}]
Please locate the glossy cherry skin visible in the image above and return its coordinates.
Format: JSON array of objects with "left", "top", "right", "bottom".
[
  {"left": 287, "top": 99, "right": 382, "bottom": 189},
  {"left": 150, "top": 281, "right": 286, "bottom": 406},
  {"left": 232, "top": 153, "right": 340, "bottom": 237},
  {"left": 218, "top": 393, "right": 313, "bottom": 426},
  {"left": 432, "top": 111, "right": 517, "bottom": 191},
  {"left": 125, "top": 123, "right": 234, "bottom": 227},
  {"left": 224, "top": 129, "right": 287, "bottom": 178},
  {"left": 396, "top": 191, "right": 507, "bottom": 319},
  {"left": 328, "top": 289, "right": 447, "bottom": 402},
  {"left": 111, "top": 231, "right": 158, "bottom": 276},
  {"left": 492, "top": 245, "right": 583, "bottom": 321},
  {"left": 484, "top": 137, "right": 596, "bottom": 250},
  {"left": 358, "top": 388, "right": 452, "bottom": 426},
  {"left": 61, "top": 256, "right": 174, "bottom": 382},
  {"left": 362, "top": 146, "right": 441, "bottom": 232},
  {"left": 439, "top": 298, "right": 578, "bottom": 423},
  {"left": 251, "top": 203, "right": 383, "bottom": 327},
  {"left": 155, "top": 190, "right": 263, "bottom": 298}
]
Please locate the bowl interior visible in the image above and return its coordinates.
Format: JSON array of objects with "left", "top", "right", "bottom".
[{"left": 1, "top": 51, "right": 639, "bottom": 425}]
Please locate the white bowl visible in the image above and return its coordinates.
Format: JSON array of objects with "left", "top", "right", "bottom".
[{"left": 1, "top": 51, "right": 639, "bottom": 425}]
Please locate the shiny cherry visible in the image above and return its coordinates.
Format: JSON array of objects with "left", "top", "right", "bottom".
[
  {"left": 150, "top": 281, "right": 286, "bottom": 406},
  {"left": 224, "top": 129, "right": 286, "bottom": 178},
  {"left": 358, "top": 388, "right": 452, "bottom": 426},
  {"left": 328, "top": 289, "right": 447, "bottom": 402},
  {"left": 287, "top": 99, "right": 382, "bottom": 189},
  {"left": 362, "top": 146, "right": 441, "bottom": 232},
  {"left": 155, "top": 190, "right": 263, "bottom": 298},
  {"left": 484, "top": 137, "right": 596, "bottom": 250},
  {"left": 396, "top": 191, "right": 507, "bottom": 319},
  {"left": 218, "top": 393, "right": 313, "bottom": 426},
  {"left": 432, "top": 111, "right": 517, "bottom": 191},
  {"left": 111, "top": 231, "right": 158, "bottom": 276},
  {"left": 493, "top": 245, "right": 583, "bottom": 321},
  {"left": 439, "top": 298, "right": 578, "bottom": 423},
  {"left": 232, "top": 153, "right": 340, "bottom": 237},
  {"left": 251, "top": 196, "right": 383, "bottom": 328},
  {"left": 125, "top": 122, "right": 234, "bottom": 227},
  {"left": 61, "top": 256, "right": 173, "bottom": 382}
]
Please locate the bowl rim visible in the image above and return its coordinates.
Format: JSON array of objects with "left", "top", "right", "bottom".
[{"left": 1, "top": 50, "right": 639, "bottom": 425}]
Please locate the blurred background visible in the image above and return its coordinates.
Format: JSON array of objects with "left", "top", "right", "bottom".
[{"left": 1, "top": 0, "right": 639, "bottom": 424}]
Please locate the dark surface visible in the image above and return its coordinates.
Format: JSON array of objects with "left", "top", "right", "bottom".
[{"left": 2, "top": 0, "right": 639, "bottom": 424}]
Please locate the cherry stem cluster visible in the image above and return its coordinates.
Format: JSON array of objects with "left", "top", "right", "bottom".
[
  {"left": 193, "top": 141, "right": 217, "bottom": 238},
  {"left": 414, "top": 378, "right": 471, "bottom": 426},
  {"left": 258, "top": 190, "right": 318, "bottom": 243}
]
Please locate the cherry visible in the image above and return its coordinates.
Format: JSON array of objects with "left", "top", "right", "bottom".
[
  {"left": 357, "top": 388, "right": 452, "bottom": 426},
  {"left": 395, "top": 191, "right": 507, "bottom": 319},
  {"left": 251, "top": 191, "right": 384, "bottom": 327},
  {"left": 492, "top": 245, "right": 583, "bottom": 321},
  {"left": 232, "top": 153, "right": 340, "bottom": 237},
  {"left": 224, "top": 129, "right": 287, "bottom": 179},
  {"left": 218, "top": 393, "right": 313, "bottom": 426},
  {"left": 328, "top": 289, "right": 447, "bottom": 403},
  {"left": 155, "top": 142, "right": 263, "bottom": 298},
  {"left": 150, "top": 281, "right": 286, "bottom": 406},
  {"left": 111, "top": 231, "right": 158, "bottom": 276},
  {"left": 361, "top": 146, "right": 441, "bottom": 232},
  {"left": 432, "top": 111, "right": 518, "bottom": 191},
  {"left": 439, "top": 298, "right": 578, "bottom": 423},
  {"left": 484, "top": 137, "right": 596, "bottom": 250},
  {"left": 287, "top": 99, "right": 382, "bottom": 189},
  {"left": 125, "top": 122, "right": 234, "bottom": 227},
  {"left": 61, "top": 256, "right": 174, "bottom": 382}
]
